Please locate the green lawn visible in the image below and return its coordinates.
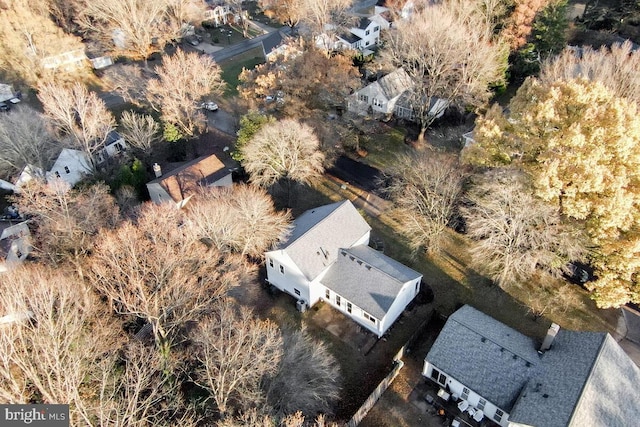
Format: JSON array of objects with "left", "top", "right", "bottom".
[
  {"left": 219, "top": 47, "right": 265, "bottom": 97},
  {"left": 358, "top": 124, "right": 411, "bottom": 170}
]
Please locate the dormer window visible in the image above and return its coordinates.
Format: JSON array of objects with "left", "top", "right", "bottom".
[{"left": 64, "top": 166, "right": 70, "bottom": 174}]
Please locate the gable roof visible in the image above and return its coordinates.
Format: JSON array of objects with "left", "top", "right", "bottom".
[
  {"left": 321, "top": 245, "right": 421, "bottom": 319},
  {"left": 262, "top": 30, "right": 287, "bottom": 57},
  {"left": 356, "top": 17, "right": 373, "bottom": 30},
  {"left": 376, "top": 68, "right": 413, "bottom": 101},
  {"left": 428, "top": 305, "right": 640, "bottom": 426},
  {"left": 426, "top": 305, "right": 540, "bottom": 410},
  {"left": 280, "top": 200, "right": 371, "bottom": 281},
  {"left": 147, "top": 154, "right": 230, "bottom": 204},
  {"left": 338, "top": 31, "right": 362, "bottom": 45},
  {"left": 510, "top": 331, "right": 640, "bottom": 427}
]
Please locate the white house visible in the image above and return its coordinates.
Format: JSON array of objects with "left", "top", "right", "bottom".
[
  {"left": 347, "top": 68, "right": 413, "bottom": 116},
  {"left": 423, "top": 305, "right": 640, "bottom": 427},
  {"left": 347, "top": 68, "right": 450, "bottom": 122},
  {"left": 146, "top": 153, "right": 232, "bottom": 208},
  {"left": 316, "top": 9, "right": 390, "bottom": 53},
  {"left": 45, "top": 148, "right": 92, "bottom": 187},
  {"left": 204, "top": 4, "right": 232, "bottom": 26},
  {"left": 265, "top": 200, "right": 422, "bottom": 337},
  {"left": 0, "top": 221, "right": 31, "bottom": 273}
]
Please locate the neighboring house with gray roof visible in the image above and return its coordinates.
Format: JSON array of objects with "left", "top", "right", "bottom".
[
  {"left": 265, "top": 200, "right": 422, "bottom": 337},
  {"left": 423, "top": 305, "right": 640, "bottom": 427},
  {"left": 0, "top": 221, "right": 31, "bottom": 273},
  {"left": 347, "top": 68, "right": 449, "bottom": 122},
  {"left": 347, "top": 68, "right": 413, "bottom": 116}
]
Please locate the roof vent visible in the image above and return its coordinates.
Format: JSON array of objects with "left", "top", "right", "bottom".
[
  {"left": 512, "top": 355, "right": 518, "bottom": 360},
  {"left": 481, "top": 337, "right": 486, "bottom": 343},
  {"left": 543, "top": 394, "right": 549, "bottom": 399}
]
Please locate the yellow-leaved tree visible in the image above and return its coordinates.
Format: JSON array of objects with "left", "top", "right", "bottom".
[{"left": 463, "top": 78, "right": 640, "bottom": 308}]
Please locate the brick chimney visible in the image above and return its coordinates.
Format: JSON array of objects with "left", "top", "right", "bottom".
[
  {"left": 540, "top": 323, "right": 560, "bottom": 352},
  {"left": 153, "top": 163, "right": 162, "bottom": 178}
]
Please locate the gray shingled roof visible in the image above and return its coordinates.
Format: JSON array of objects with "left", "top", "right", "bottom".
[
  {"left": 510, "top": 331, "right": 640, "bottom": 427},
  {"left": 429, "top": 306, "right": 640, "bottom": 427},
  {"left": 321, "top": 245, "right": 421, "bottom": 319},
  {"left": 378, "top": 68, "right": 413, "bottom": 101},
  {"left": 425, "top": 306, "right": 540, "bottom": 411},
  {"left": 282, "top": 200, "right": 371, "bottom": 281}
]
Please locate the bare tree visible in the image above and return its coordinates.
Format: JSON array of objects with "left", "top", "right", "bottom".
[
  {"left": 540, "top": 40, "right": 640, "bottom": 107},
  {"left": 13, "top": 180, "right": 120, "bottom": 269},
  {"left": 258, "top": 0, "right": 305, "bottom": 29},
  {"left": 240, "top": 119, "right": 325, "bottom": 204},
  {"left": 0, "top": 265, "right": 122, "bottom": 425},
  {"left": 380, "top": 3, "right": 507, "bottom": 141},
  {"left": 0, "top": 0, "right": 88, "bottom": 85},
  {"left": 79, "top": 0, "right": 174, "bottom": 61},
  {"left": 0, "top": 105, "right": 58, "bottom": 180},
  {"left": 119, "top": 110, "right": 162, "bottom": 156},
  {"left": 385, "top": 151, "right": 466, "bottom": 254},
  {"left": 38, "top": 82, "right": 116, "bottom": 167},
  {"left": 186, "top": 185, "right": 292, "bottom": 258},
  {"left": 462, "top": 170, "right": 586, "bottom": 290},
  {"left": 264, "top": 328, "right": 341, "bottom": 418},
  {"left": 147, "top": 49, "right": 226, "bottom": 137},
  {"left": 300, "top": 0, "right": 354, "bottom": 46},
  {"left": 239, "top": 44, "right": 360, "bottom": 117},
  {"left": 96, "top": 342, "right": 200, "bottom": 427},
  {"left": 190, "top": 299, "right": 283, "bottom": 416},
  {"left": 89, "top": 203, "right": 240, "bottom": 356},
  {"left": 102, "top": 64, "right": 148, "bottom": 107}
]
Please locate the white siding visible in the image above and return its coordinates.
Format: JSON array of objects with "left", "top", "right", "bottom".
[
  {"left": 423, "top": 362, "right": 512, "bottom": 427},
  {"left": 320, "top": 285, "right": 382, "bottom": 336},
  {"left": 379, "top": 278, "right": 421, "bottom": 335},
  {"left": 265, "top": 250, "right": 311, "bottom": 304}
]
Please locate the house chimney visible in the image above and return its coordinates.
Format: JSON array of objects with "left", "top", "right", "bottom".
[
  {"left": 153, "top": 163, "right": 162, "bottom": 178},
  {"left": 540, "top": 323, "right": 560, "bottom": 352}
]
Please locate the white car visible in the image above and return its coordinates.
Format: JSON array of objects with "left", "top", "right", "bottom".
[{"left": 200, "top": 101, "right": 219, "bottom": 111}]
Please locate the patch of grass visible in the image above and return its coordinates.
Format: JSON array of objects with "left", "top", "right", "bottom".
[
  {"left": 219, "top": 47, "right": 265, "bottom": 97},
  {"left": 358, "top": 124, "right": 411, "bottom": 170},
  {"left": 310, "top": 174, "right": 619, "bottom": 338}
]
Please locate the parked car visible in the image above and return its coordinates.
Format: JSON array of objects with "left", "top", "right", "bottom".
[
  {"left": 200, "top": 101, "right": 219, "bottom": 111},
  {"left": 0, "top": 102, "right": 9, "bottom": 112},
  {"left": 185, "top": 36, "right": 200, "bottom": 46}
]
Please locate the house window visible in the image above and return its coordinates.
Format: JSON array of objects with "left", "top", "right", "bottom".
[
  {"left": 365, "top": 41, "right": 370, "bottom": 46},
  {"left": 269, "top": 258, "right": 274, "bottom": 268},
  {"left": 64, "top": 166, "right": 70, "bottom": 174},
  {"left": 347, "top": 302, "right": 352, "bottom": 313},
  {"left": 415, "top": 280, "right": 420, "bottom": 293},
  {"left": 279, "top": 265, "right": 285, "bottom": 274},
  {"left": 438, "top": 372, "right": 447, "bottom": 385},
  {"left": 364, "top": 312, "right": 376, "bottom": 324},
  {"left": 336, "top": 295, "right": 341, "bottom": 306},
  {"left": 431, "top": 368, "right": 447, "bottom": 385},
  {"left": 461, "top": 387, "right": 470, "bottom": 400},
  {"left": 374, "top": 26, "right": 380, "bottom": 32},
  {"left": 373, "top": 98, "right": 383, "bottom": 107},
  {"left": 365, "top": 30, "right": 370, "bottom": 35},
  {"left": 55, "top": 171, "right": 60, "bottom": 178},
  {"left": 478, "top": 399, "right": 486, "bottom": 410},
  {"left": 294, "top": 288, "right": 300, "bottom": 296},
  {"left": 326, "top": 289, "right": 330, "bottom": 299},
  {"left": 494, "top": 409, "right": 504, "bottom": 422},
  {"left": 358, "top": 94, "right": 369, "bottom": 103},
  {"left": 430, "top": 368, "right": 440, "bottom": 381},
  {"left": 115, "top": 142, "right": 124, "bottom": 153}
]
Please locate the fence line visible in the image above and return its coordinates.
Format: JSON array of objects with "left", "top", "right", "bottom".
[{"left": 346, "top": 359, "right": 404, "bottom": 427}]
